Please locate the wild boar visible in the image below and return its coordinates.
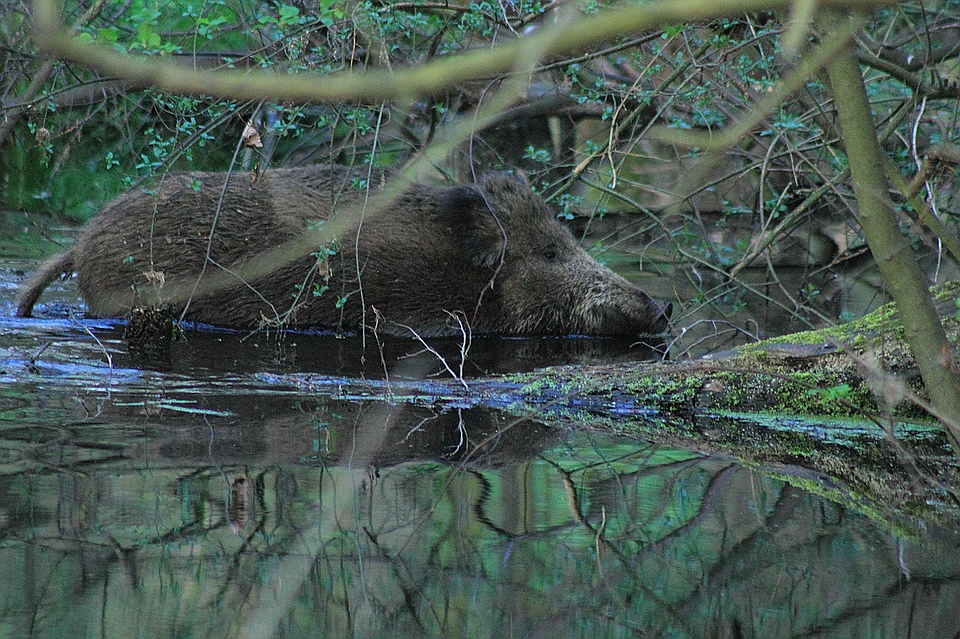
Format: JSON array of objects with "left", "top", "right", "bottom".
[{"left": 16, "top": 165, "right": 671, "bottom": 338}]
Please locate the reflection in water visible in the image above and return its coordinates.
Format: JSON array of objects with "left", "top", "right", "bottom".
[
  {"left": 3, "top": 386, "right": 960, "bottom": 639},
  {"left": 3, "top": 263, "right": 960, "bottom": 638}
]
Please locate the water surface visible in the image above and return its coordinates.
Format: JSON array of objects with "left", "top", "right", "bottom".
[{"left": 2, "top": 261, "right": 959, "bottom": 639}]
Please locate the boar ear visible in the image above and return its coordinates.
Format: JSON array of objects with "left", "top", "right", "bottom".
[{"left": 439, "top": 185, "right": 506, "bottom": 268}]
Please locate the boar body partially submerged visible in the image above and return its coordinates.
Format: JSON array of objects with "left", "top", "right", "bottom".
[{"left": 16, "top": 166, "right": 671, "bottom": 338}]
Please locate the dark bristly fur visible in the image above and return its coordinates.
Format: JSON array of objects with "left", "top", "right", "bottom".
[{"left": 16, "top": 165, "right": 671, "bottom": 338}]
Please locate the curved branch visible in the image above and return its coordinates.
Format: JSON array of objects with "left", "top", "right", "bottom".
[
  {"left": 856, "top": 48, "right": 960, "bottom": 100},
  {"left": 32, "top": 0, "right": 901, "bottom": 105},
  {"left": 825, "top": 14, "right": 960, "bottom": 454},
  {"left": 0, "top": 0, "right": 110, "bottom": 148}
]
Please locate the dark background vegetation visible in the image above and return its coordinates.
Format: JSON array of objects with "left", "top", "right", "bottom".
[{"left": 3, "top": 0, "right": 960, "bottom": 358}]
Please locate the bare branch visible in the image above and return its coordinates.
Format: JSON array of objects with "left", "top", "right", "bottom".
[{"left": 31, "top": 0, "right": 902, "bottom": 105}]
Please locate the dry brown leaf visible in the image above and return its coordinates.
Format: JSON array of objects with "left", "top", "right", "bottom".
[{"left": 242, "top": 121, "right": 263, "bottom": 148}]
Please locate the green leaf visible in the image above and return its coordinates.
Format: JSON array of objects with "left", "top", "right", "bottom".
[
  {"left": 277, "top": 4, "right": 301, "bottom": 25},
  {"left": 97, "top": 28, "right": 119, "bottom": 45}
]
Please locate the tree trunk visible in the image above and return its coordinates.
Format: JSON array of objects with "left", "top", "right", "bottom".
[{"left": 822, "top": 15, "right": 960, "bottom": 456}]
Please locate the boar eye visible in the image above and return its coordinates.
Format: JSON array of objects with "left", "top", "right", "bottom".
[{"left": 543, "top": 248, "right": 558, "bottom": 261}]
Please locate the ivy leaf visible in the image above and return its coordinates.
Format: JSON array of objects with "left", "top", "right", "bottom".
[{"left": 277, "top": 5, "right": 301, "bottom": 26}]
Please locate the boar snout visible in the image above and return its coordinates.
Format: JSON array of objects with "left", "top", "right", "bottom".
[
  {"left": 649, "top": 300, "right": 673, "bottom": 334},
  {"left": 592, "top": 292, "right": 672, "bottom": 338},
  {"left": 657, "top": 301, "right": 673, "bottom": 332}
]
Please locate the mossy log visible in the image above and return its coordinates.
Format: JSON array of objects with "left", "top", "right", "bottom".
[
  {"left": 293, "top": 281, "right": 960, "bottom": 532},
  {"left": 508, "top": 282, "right": 960, "bottom": 531}
]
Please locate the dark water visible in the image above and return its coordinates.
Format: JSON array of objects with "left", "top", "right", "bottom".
[{"left": 3, "top": 261, "right": 960, "bottom": 639}]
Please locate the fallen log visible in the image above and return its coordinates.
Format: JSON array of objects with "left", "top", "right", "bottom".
[{"left": 285, "top": 280, "right": 960, "bottom": 532}]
